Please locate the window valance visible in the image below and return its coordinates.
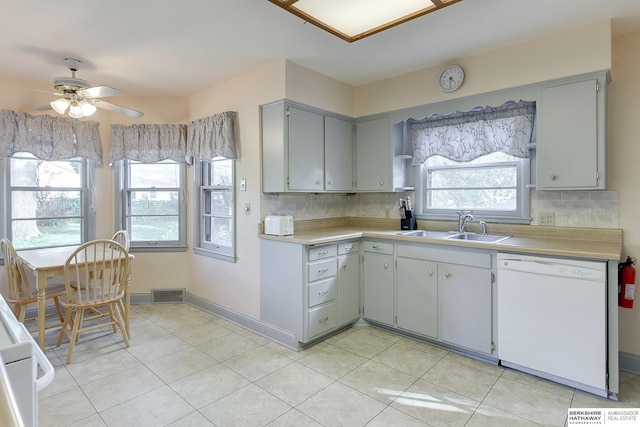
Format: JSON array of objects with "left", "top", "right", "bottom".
[
  {"left": 410, "top": 100, "right": 536, "bottom": 165},
  {"left": 186, "top": 111, "right": 237, "bottom": 161},
  {"left": 0, "top": 109, "right": 103, "bottom": 164},
  {"left": 109, "top": 123, "right": 187, "bottom": 164}
]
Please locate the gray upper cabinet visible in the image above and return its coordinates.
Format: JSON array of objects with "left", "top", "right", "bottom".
[
  {"left": 288, "top": 106, "right": 324, "bottom": 191},
  {"left": 325, "top": 116, "right": 354, "bottom": 192},
  {"left": 538, "top": 74, "right": 608, "bottom": 190},
  {"left": 261, "top": 100, "right": 353, "bottom": 193},
  {"left": 355, "top": 116, "right": 391, "bottom": 192}
]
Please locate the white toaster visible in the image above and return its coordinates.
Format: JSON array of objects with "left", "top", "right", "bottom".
[{"left": 264, "top": 215, "right": 294, "bottom": 236}]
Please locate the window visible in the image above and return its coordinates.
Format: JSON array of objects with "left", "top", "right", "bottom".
[
  {"left": 1, "top": 153, "right": 95, "bottom": 250},
  {"left": 115, "top": 160, "right": 187, "bottom": 251},
  {"left": 418, "top": 152, "right": 530, "bottom": 222},
  {"left": 194, "top": 157, "right": 235, "bottom": 261}
]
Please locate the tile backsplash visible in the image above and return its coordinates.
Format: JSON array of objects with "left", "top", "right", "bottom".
[{"left": 262, "top": 189, "right": 620, "bottom": 228}]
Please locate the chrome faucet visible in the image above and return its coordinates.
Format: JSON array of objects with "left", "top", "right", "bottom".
[
  {"left": 457, "top": 210, "right": 474, "bottom": 234},
  {"left": 480, "top": 221, "right": 488, "bottom": 235}
]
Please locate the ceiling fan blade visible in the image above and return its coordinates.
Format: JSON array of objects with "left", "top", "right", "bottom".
[
  {"left": 77, "top": 85, "right": 122, "bottom": 98},
  {"left": 33, "top": 104, "right": 53, "bottom": 111},
  {"left": 93, "top": 99, "right": 144, "bottom": 118},
  {"left": 0, "top": 84, "right": 63, "bottom": 97}
]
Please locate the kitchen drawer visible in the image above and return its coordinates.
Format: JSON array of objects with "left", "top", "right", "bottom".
[
  {"left": 308, "top": 244, "right": 337, "bottom": 261},
  {"left": 308, "top": 303, "right": 337, "bottom": 339},
  {"left": 363, "top": 240, "right": 394, "bottom": 255},
  {"left": 308, "top": 277, "right": 336, "bottom": 308},
  {"left": 338, "top": 241, "right": 360, "bottom": 255},
  {"left": 308, "top": 258, "right": 337, "bottom": 282}
]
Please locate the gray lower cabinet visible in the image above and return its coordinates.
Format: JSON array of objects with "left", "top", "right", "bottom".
[
  {"left": 396, "top": 257, "right": 438, "bottom": 338},
  {"left": 392, "top": 243, "right": 494, "bottom": 356},
  {"left": 439, "top": 263, "right": 493, "bottom": 354},
  {"left": 362, "top": 241, "right": 394, "bottom": 326},
  {"left": 260, "top": 239, "right": 360, "bottom": 344},
  {"left": 337, "top": 241, "right": 361, "bottom": 325}
]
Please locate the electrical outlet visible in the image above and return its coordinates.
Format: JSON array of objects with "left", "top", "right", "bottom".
[{"left": 539, "top": 212, "right": 555, "bottom": 226}]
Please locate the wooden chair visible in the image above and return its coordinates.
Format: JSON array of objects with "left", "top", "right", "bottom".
[
  {"left": 0, "top": 238, "right": 65, "bottom": 331},
  {"left": 111, "top": 230, "right": 130, "bottom": 250},
  {"left": 57, "top": 239, "right": 130, "bottom": 363}
]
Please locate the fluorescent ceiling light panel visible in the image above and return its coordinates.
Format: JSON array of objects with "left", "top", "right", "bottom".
[{"left": 269, "top": 0, "right": 462, "bottom": 42}]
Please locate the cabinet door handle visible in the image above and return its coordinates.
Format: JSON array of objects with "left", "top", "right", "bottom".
[
  {"left": 318, "top": 268, "right": 328, "bottom": 274},
  {"left": 550, "top": 174, "right": 557, "bottom": 181},
  {"left": 384, "top": 263, "right": 389, "bottom": 269},
  {"left": 427, "top": 269, "right": 433, "bottom": 276},
  {"left": 327, "top": 180, "right": 334, "bottom": 185},
  {"left": 444, "top": 272, "right": 452, "bottom": 278},
  {"left": 379, "top": 180, "right": 384, "bottom": 186},
  {"left": 342, "top": 264, "right": 347, "bottom": 270}
]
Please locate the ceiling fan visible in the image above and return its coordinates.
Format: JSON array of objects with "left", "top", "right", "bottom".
[{"left": 19, "top": 58, "right": 144, "bottom": 118}]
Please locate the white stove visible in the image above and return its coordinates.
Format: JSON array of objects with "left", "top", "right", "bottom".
[{"left": 0, "top": 295, "right": 54, "bottom": 426}]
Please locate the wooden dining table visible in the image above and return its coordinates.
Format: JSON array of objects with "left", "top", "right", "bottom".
[{"left": 16, "top": 245, "right": 133, "bottom": 350}]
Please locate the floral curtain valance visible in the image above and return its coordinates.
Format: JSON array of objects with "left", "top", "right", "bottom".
[
  {"left": 109, "top": 123, "right": 187, "bottom": 164},
  {"left": 410, "top": 100, "right": 536, "bottom": 165},
  {"left": 186, "top": 111, "right": 237, "bottom": 161},
  {"left": 0, "top": 109, "right": 103, "bottom": 164}
]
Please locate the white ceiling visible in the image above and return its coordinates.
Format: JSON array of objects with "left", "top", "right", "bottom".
[{"left": 2, "top": 0, "right": 640, "bottom": 97}]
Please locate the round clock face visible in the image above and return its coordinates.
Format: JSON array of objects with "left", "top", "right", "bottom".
[{"left": 439, "top": 65, "right": 465, "bottom": 92}]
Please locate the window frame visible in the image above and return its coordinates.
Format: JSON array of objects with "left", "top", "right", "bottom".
[
  {"left": 114, "top": 159, "right": 187, "bottom": 252},
  {"left": 0, "top": 154, "right": 96, "bottom": 253},
  {"left": 192, "top": 157, "right": 236, "bottom": 262},
  {"left": 416, "top": 154, "right": 532, "bottom": 224}
]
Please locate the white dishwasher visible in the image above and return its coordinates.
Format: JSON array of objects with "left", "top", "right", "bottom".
[{"left": 497, "top": 253, "right": 607, "bottom": 397}]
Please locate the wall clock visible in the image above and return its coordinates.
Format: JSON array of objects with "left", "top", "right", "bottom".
[{"left": 438, "top": 65, "right": 465, "bottom": 93}]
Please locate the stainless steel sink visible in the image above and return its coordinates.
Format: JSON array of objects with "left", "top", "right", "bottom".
[
  {"left": 395, "top": 230, "right": 448, "bottom": 238},
  {"left": 443, "top": 233, "right": 511, "bottom": 243}
]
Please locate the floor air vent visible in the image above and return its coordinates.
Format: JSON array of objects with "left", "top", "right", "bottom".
[{"left": 151, "top": 288, "right": 186, "bottom": 303}]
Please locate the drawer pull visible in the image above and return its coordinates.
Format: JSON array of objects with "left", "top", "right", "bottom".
[
  {"left": 372, "top": 245, "right": 384, "bottom": 250},
  {"left": 318, "top": 290, "right": 329, "bottom": 296},
  {"left": 444, "top": 272, "right": 452, "bottom": 278},
  {"left": 317, "top": 251, "right": 329, "bottom": 256},
  {"left": 318, "top": 268, "right": 328, "bottom": 274},
  {"left": 319, "top": 316, "right": 329, "bottom": 323}
]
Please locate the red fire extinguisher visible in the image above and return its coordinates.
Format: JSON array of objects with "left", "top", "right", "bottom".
[{"left": 619, "top": 256, "right": 637, "bottom": 309}]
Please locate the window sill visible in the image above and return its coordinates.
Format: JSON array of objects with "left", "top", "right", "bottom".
[
  {"left": 193, "top": 247, "right": 236, "bottom": 263},
  {"left": 129, "top": 245, "right": 188, "bottom": 254}
]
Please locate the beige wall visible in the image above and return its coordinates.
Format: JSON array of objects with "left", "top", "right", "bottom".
[
  {"left": 355, "top": 21, "right": 612, "bottom": 117},
  {"left": 185, "top": 61, "right": 287, "bottom": 318},
  {"left": 609, "top": 30, "right": 640, "bottom": 355}
]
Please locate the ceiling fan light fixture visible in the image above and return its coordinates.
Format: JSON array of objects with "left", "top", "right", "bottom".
[
  {"left": 79, "top": 100, "right": 97, "bottom": 116},
  {"left": 68, "top": 101, "right": 84, "bottom": 119},
  {"left": 50, "top": 98, "right": 70, "bottom": 114}
]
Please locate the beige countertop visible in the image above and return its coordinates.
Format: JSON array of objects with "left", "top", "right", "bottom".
[{"left": 259, "top": 217, "right": 623, "bottom": 261}]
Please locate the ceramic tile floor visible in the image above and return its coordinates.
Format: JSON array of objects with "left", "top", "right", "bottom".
[{"left": 35, "top": 303, "right": 640, "bottom": 427}]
